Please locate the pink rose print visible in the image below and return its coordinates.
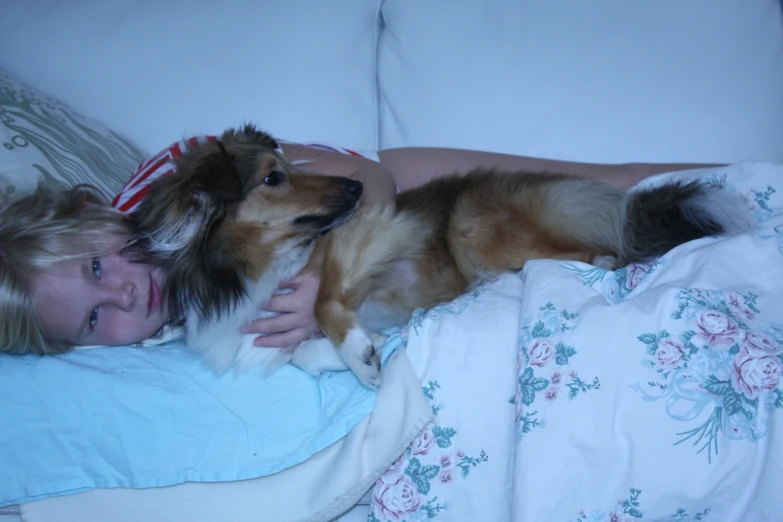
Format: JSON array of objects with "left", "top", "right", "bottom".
[
  {"left": 513, "top": 388, "right": 523, "bottom": 423},
  {"left": 373, "top": 471, "right": 422, "bottom": 522},
  {"left": 742, "top": 331, "right": 781, "bottom": 357},
  {"left": 440, "top": 454, "right": 452, "bottom": 468},
  {"left": 739, "top": 192, "right": 756, "bottom": 210},
  {"left": 528, "top": 338, "right": 556, "bottom": 367},
  {"left": 727, "top": 424, "right": 743, "bottom": 437},
  {"left": 626, "top": 263, "right": 650, "bottom": 290},
  {"left": 411, "top": 430, "right": 435, "bottom": 456},
  {"left": 656, "top": 337, "right": 685, "bottom": 370},
  {"left": 515, "top": 347, "right": 528, "bottom": 378},
  {"left": 731, "top": 348, "right": 783, "bottom": 399},
  {"left": 694, "top": 310, "right": 739, "bottom": 348},
  {"left": 387, "top": 454, "right": 407, "bottom": 475},
  {"left": 456, "top": 449, "right": 465, "bottom": 458},
  {"left": 550, "top": 371, "right": 562, "bottom": 385},
  {"left": 727, "top": 293, "right": 757, "bottom": 322},
  {"left": 444, "top": 301, "right": 461, "bottom": 314},
  {"left": 514, "top": 349, "right": 526, "bottom": 422},
  {"left": 544, "top": 387, "right": 559, "bottom": 401},
  {"left": 439, "top": 469, "right": 453, "bottom": 484},
  {"left": 516, "top": 347, "right": 527, "bottom": 369}
]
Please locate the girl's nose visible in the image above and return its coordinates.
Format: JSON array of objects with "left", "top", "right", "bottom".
[{"left": 111, "top": 281, "right": 137, "bottom": 311}]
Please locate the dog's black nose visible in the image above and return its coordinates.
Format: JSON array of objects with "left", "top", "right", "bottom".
[{"left": 344, "top": 179, "right": 363, "bottom": 197}]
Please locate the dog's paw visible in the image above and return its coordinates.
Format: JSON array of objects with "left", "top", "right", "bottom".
[
  {"left": 340, "top": 328, "right": 382, "bottom": 389},
  {"left": 591, "top": 255, "right": 619, "bottom": 270},
  {"left": 369, "top": 332, "right": 390, "bottom": 350},
  {"left": 291, "top": 337, "right": 347, "bottom": 376}
]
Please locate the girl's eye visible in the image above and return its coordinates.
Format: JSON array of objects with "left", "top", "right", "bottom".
[
  {"left": 89, "top": 307, "right": 99, "bottom": 329},
  {"left": 263, "top": 171, "right": 284, "bottom": 186},
  {"left": 92, "top": 258, "right": 101, "bottom": 278}
]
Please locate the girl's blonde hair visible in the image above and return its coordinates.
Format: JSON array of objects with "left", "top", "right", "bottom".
[{"left": 0, "top": 184, "right": 134, "bottom": 355}]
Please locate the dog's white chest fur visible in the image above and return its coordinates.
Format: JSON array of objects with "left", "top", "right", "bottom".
[{"left": 184, "top": 242, "right": 316, "bottom": 375}]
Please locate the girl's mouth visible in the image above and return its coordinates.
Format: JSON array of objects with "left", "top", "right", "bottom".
[{"left": 148, "top": 272, "right": 161, "bottom": 317}]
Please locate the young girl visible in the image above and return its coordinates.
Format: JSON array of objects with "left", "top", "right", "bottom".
[{"left": 0, "top": 135, "right": 719, "bottom": 356}]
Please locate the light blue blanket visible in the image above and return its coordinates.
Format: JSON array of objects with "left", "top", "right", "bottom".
[{"left": 0, "top": 337, "right": 398, "bottom": 507}]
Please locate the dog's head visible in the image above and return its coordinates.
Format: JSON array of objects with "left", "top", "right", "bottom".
[{"left": 128, "top": 124, "right": 363, "bottom": 323}]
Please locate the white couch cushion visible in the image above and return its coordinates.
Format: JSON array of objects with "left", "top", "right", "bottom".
[
  {"left": 0, "top": 0, "right": 382, "bottom": 154},
  {"left": 378, "top": 0, "right": 783, "bottom": 164}
]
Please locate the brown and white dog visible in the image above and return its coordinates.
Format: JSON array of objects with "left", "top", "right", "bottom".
[{"left": 130, "top": 125, "right": 753, "bottom": 388}]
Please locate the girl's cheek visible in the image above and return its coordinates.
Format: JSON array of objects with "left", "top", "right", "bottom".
[{"left": 97, "top": 311, "right": 134, "bottom": 345}]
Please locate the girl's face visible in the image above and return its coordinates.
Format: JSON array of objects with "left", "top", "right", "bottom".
[{"left": 33, "top": 249, "right": 170, "bottom": 347}]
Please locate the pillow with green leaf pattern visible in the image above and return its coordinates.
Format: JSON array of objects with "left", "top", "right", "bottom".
[{"left": 0, "top": 68, "right": 148, "bottom": 206}]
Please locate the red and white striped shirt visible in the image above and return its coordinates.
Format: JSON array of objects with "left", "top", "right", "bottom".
[{"left": 112, "top": 136, "right": 367, "bottom": 215}]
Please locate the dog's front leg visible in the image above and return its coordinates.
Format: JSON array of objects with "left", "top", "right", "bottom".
[
  {"left": 291, "top": 337, "right": 348, "bottom": 376},
  {"left": 314, "top": 237, "right": 383, "bottom": 389},
  {"left": 312, "top": 206, "right": 415, "bottom": 388},
  {"left": 315, "top": 297, "right": 382, "bottom": 389}
]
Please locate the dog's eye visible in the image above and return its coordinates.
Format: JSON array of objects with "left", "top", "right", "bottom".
[{"left": 263, "top": 171, "right": 284, "bottom": 186}]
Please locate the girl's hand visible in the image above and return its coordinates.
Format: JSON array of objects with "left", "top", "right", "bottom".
[{"left": 242, "top": 270, "right": 323, "bottom": 347}]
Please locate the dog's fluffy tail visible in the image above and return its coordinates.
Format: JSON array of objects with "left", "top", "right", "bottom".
[
  {"left": 620, "top": 181, "right": 754, "bottom": 264},
  {"left": 541, "top": 178, "right": 754, "bottom": 266}
]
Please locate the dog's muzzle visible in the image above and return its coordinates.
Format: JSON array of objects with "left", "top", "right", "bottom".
[{"left": 293, "top": 178, "right": 364, "bottom": 233}]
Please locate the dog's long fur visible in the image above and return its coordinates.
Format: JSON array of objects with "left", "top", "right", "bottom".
[{"left": 131, "top": 125, "right": 754, "bottom": 388}]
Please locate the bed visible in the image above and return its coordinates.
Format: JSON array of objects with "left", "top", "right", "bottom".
[{"left": 1, "top": 1, "right": 782, "bottom": 521}]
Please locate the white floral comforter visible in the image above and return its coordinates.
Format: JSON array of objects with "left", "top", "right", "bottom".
[{"left": 366, "top": 162, "right": 783, "bottom": 522}]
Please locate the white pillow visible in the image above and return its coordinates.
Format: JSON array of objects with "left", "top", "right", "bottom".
[
  {"left": 0, "top": 68, "right": 147, "bottom": 203},
  {"left": 0, "top": 0, "right": 382, "bottom": 155},
  {"left": 377, "top": 0, "right": 783, "bottom": 164}
]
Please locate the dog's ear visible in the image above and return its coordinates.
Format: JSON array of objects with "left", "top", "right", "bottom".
[
  {"left": 222, "top": 123, "right": 280, "bottom": 151},
  {"left": 189, "top": 142, "right": 244, "bottom": 204},
  {"left": 128, "top": 141, "right": 243, "bottom": 269},
  {"left": 164, "top": 240, "right": 249, "bottom": 327}
]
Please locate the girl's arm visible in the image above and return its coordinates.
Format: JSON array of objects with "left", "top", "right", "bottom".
[{"left": 377, "top": 147, "right": 723, "bottom": 191}]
